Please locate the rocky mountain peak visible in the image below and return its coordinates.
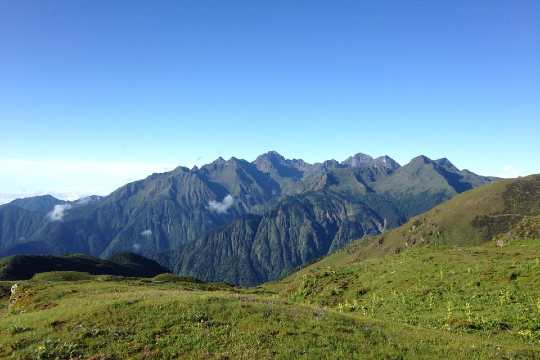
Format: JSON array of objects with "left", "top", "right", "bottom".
[
  {"left": 258, "top": 151, "right": 286, "bottom": 161},
  {"left": 374, "top": 155, "right": 401, "bottom": 171},
  {"left": 409, "top": 155, "right": 434, "bottom": 165},
  {"left": 435, "top": 158, "right": 460, "bottom": 172},
  {"left": 342, "top": 153, "right": 374, "bottom": 168}
]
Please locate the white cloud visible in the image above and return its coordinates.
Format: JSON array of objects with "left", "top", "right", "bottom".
[
  {"left": 47, "top": 204, "right": 73, "bottom": 221},
  {"left": 208, "top": 195, "right": 235, "bottom": 214},
  {"left": 141, "top": 229, "right": 152, "bottom": 237}
]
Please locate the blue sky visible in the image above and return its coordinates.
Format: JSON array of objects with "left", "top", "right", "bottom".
[{"left": 0, "top": 1, "right": 539, "bottom": 202}]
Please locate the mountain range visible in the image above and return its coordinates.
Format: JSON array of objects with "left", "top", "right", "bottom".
[{"left": 0, "top": 151, "right": 496, "bottom": 285}]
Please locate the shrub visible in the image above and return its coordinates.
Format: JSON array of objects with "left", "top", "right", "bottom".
[
  {"left": 34, "top": 339, "right": 81, "bottom": 360},
  {"left": 8, "top": 325, "right": 31, "bottom": 335},
  {"left": 152, "top": 273, "right": 203, "bottom": 284},
  {"left": 31, "top": 271, "right": 94, "bottom": 282}
]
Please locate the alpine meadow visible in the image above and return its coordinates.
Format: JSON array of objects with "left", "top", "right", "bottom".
[{"left": 1, "top": 1, "right": 539, "bottom": 359}]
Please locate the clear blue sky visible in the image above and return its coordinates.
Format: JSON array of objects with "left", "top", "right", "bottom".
[{"left": 0, "top": 1, "right": 539, "bottom": 202}]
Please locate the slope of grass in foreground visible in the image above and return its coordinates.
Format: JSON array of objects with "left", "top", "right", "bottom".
[
  {"left": 0, "top": 271, "right": 538, "bottom": 359},
  {"left": 268, "top": 239, "right": 540, "bottom": 351}
]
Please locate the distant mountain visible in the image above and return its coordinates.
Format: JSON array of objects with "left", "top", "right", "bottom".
[
  {"left": 0, "top": 252, "right": 169, "bottom": 280},
  {"left": 153, "top": 153, "right": 496, "bottom": 285},
  {"left": 342, "top": 153, "right": 401, "bottom": 179},
  {"left": 8, "top": 195, "right": 67, "bottom": 214},
  {"left": 160, "top": 191, "right": 402, "bottom": 286},
  {"left": 373, "top": 155, "right": 495, "bottom": 217},
  {"left": 158, "top": 153, "right": 497, "bottom": 286},
  {"left": 0, "top": 206, "right": 45, "bottom": 252},
  {"left": 0, "top": 158, "right": 283, "bottom": 258},
  {"left": 0, "top": 151, "right": 497, "bottom": 285}
]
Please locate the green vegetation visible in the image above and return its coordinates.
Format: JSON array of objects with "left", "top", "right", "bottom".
[
  {"left": 272, "top": 239, "right": 540, "bottom": 347},
  {"left": 31, "top": 272, "right": 95, "bottom": 282},
  {"left": 332, "top": 175, "right": 540, "bottom": 261},
  {"left": 1, "top": 263, "right": 539, "bottom": 359},
  {"left": 151, "top": 273, "right": 203, "bottom": 284}
]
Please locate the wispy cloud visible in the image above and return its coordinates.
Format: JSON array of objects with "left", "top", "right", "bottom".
[
  {"left": 141, "top": 229, "right": 153, "bottom": 237},
  {"left": 208, "top": 195, "right": 235, "bottom": 214},
  {"left": 47, "top": 204, "right": 73, "bottom": 221}
]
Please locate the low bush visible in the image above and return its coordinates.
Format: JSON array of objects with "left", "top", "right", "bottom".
[{"left": 31, "top": 271, "right": 94, "bottom": 282}]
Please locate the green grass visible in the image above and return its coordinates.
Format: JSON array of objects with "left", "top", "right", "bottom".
[
  {"left": 267, "top": 239, "right": 540, "bottom": 356},
  {"left": 1, "top": 242, "right": 540, "bottom": 360},
  {"left": 31, "top": 272, "right": 96, "bottom": 282},
  {"left": 151, "top": 273, "right": 204, "bottom": 284}
]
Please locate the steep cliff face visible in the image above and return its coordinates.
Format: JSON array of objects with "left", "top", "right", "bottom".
[{"left": 161, "top": 191, "right": 402, "bottom": 286}]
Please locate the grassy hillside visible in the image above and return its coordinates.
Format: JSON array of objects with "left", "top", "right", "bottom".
[
  {"left": 1, "top": 271, "right": 539, "bottom": 359},
  {"left": 270, "top": 239, "right": 540, "bottom": 345},
  {"left": 326, "top": 174, "right": 540, "bottom": 262},
  {"left": 260, "top": 175, "right": 540, "bottom": 356}
]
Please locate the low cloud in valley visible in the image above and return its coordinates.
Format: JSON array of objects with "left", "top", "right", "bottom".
[
  {"left": 209, "top": 195, "right": 235, "bottom": 214},
  {"left": 141, "top": 229, "right": 152, "bottom": 237},
  {"left": 47, "top": 204, "right": 73, "bottom": 222}
]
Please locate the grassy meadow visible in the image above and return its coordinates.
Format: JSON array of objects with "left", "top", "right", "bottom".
[{"left": 1, "top": 239, "right": 539, "bottom": 359}]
